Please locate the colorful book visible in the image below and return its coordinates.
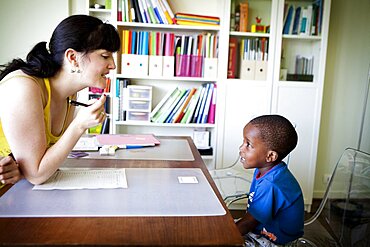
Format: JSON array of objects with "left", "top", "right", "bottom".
[
  {"left": 158, "top": 0, "right": 173, "bottom": 24},
  {"left": 176, "top": 20, "right": 219, "bottom": 26},
  {"left": 196, "top": 83, "right": 211, "bottom": 124},
  {"left": 207, "top": 83, "right": 216, "bottom": 124},
  {"left": 150, "top": 0, "right": 164, "bottom": 24},
  {"left": 151, "top": 87, "right": 180, "bottom": 122},
  {"left": 161, "top": 0, "right": 176, "bottom": 24},
  {"left": 146, "top": 0, "right": 159, "bottom": 24},
  {"left": 155, "top": 88, "right": 184, "bottom": 123},
  {"left": 239, "top": 2, "right": 248, "bottom": 32},
  {"left": 191, "top": 84, "right": 206, "bottom": 123},
  {"left": 227, "top": 37, "right": 238, "bottom": 78},
  {"left": 160, "top": 88, "right": 186, "bottom": 123},
  {"left": 200, "top": 83, "right": 214, "bottom": 124},
  {"left": 117, "top": 0, "right": 123, "bottom": 21},
  {"left": 175, "top": 16, "right": 220, "bottom": 24},
  {"left": 173, "top": 87, "right": 197, "bottom": 123},
  {"left": 292, "top": 6, "right": 301, "bottom": 35},
  {"left": 175, "top": 12, "right": 220, "bottom": 22},
  {"left": 166, "top": 89, "right": 190, "bottom": 123},
  {"left": 283, "top": 5, "right": 294, "bottom": 34},
  {"left": 137, "top": 0, "right": 147, "bottom": 23},
  {"left": 182, "top": 85, "right": 202, "bottom": 124},
  {"left": 150, "top": 86, "right": 177, "bottom": 121}
]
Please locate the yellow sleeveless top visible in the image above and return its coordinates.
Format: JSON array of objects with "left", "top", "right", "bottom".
[{"left": 0, "top": 74, "right": 71, "bottom": 156}]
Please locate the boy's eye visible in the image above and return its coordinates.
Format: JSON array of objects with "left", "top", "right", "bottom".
[{"left": 240, "top": 141, "right": 251, "bottom": 149}]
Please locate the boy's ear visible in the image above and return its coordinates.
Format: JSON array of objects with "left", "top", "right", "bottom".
[{"left": 266, "top": 150, "right": 278, "bottom": 163}]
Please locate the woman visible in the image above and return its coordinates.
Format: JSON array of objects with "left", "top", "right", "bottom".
[{"left": 0, "top": 15, "right": 120, "bottom": 185}]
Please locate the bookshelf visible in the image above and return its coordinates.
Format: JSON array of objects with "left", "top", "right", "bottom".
[
  {"left": 84, "top": 0, "right": 331, "bottom": 210},
  {"left": 218, "top": 0, "right": 331, "bottom": 211},
  {"left": 84, "top": 0, "right": 228, "bottom": 169}
]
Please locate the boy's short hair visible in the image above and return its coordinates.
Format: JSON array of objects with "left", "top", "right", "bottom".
[{"left": 249, "top": 115, "right": 298, "bottom": 161}]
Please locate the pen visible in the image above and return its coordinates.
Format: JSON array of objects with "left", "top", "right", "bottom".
[
  {"left": 125, "top": 145, "right": 148, "bottom": 149},
  {"left": 8, "top": 152, "right": 16, "bottom": 161},
  {"left": 69, "top": 99, "right": 90, "bottom": 107},
  {"left": 117, "top": 144, "right": 155, "bottom": 149}
]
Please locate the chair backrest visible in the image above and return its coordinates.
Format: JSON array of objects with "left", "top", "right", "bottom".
[{"left": 305, "top": 148, "right": 370, "bottom": 246}]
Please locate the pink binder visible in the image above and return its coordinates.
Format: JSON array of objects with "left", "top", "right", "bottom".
[{"left": 96, "top": 134, "right": 160, "bottom": 146}]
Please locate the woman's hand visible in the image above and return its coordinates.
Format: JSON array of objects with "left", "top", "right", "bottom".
[
  {"left": 0, "top": 155, "right": 23, "bottom": 185},
  {"left": 73, "top": 94, "right": 107, "bottom": 131}
]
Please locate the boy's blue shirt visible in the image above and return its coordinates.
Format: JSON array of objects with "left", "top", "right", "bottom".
[{"left": 247, "top": 162, "right": 304, "bottom": 244}]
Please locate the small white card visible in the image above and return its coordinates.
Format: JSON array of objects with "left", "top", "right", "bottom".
[{"left": 178, "top": 176, "right": 198, "bottom": 184}]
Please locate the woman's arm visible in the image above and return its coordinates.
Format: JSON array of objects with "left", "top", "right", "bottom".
[{"left": 0, "top": 77, "right": 106, "bottom": 185}]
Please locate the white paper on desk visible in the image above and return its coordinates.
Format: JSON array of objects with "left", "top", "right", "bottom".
[
  {"left": 72, "top": 135, "right": 99, "bottom": 151},
  {"left": 33, "top": 168, "right": 128, "bottom": 190}
]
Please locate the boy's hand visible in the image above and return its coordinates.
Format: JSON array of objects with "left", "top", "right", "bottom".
[{"left": 235, "top": 212, "right": 259, "bottom": 236}]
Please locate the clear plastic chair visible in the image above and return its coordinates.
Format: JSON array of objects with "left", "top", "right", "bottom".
[
  {"left": 209, "top": 154, "right": 252, "bottom": 208},
  {"left": 297, "top": 147, "right": 370, "bottom": 247}
]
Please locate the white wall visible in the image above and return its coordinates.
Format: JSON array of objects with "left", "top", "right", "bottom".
[
  {"left": 0, "top": 0, "right": 69, "bottom": 64},
  {"left": 314, "top": 0, "right": 370, "bottom": 196}
]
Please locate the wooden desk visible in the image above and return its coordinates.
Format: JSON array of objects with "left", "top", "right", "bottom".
[{"left": 0, "top": 136, "right": 244, "bottom": 246}]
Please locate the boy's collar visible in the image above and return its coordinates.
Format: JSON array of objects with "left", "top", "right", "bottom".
[{"left": 256, "top": 162, "right": 286, "bottom": 179}]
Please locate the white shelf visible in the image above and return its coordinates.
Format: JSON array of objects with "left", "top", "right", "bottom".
[
  {"left": 117, "top": 22, "right": 220, "bottom": 31},
  {"left": 230, "top": 31, "right": 270, "bottom": 38},
  {"left": 114, "top": 121, "right": 216, "bottom": 128},
  {"left": 282, "top": 34, "right": 322, "bottom": 40},
  {"left": 88, "top": 8, "right": 112, "bottom": 13},
  {"left": 116, "top": 74, "right": 217, "bottom": 82}
]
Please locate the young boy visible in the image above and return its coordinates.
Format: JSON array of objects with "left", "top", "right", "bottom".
[{"left": 236, "top": 115, "right": 304, "bottom": 246}]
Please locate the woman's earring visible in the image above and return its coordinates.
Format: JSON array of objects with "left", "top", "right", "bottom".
[{"left": 70, "top": 66, "right": 81, "bottom": 74}]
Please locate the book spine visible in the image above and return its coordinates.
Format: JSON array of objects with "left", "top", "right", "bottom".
[
  {"left": 239, "top": 3, "right": 248, "bottom": 32},
  {"left": 207, "top": 83, "right": 216, "bottom": 124},
  {"left": 227, "top": 37, "right": 238, "bottom": 78},
  {"left": 161, "top": 0, "right": 176, "bottom": 24}
]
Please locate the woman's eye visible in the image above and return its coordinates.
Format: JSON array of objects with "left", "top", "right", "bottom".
[{"left": 102, "top": 53, "right": 112, "bottom": 59}]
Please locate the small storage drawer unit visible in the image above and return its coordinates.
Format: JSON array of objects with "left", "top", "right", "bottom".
[
  {"left": 126, "top": 85, "right": 152, "bottom": 122},
  {"left": 128, "top": 86, "right": 152, "bottom": 99},
  {"left": 127, "top": 112, "right": 150, "bottom": 121},
  {"left": 129, "top": 100, "right": 151, "bottom": 110}
]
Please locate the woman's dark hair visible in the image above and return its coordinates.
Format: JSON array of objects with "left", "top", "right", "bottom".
[{"left": 0, "top": 15, "right": 120, "bottom": 80}]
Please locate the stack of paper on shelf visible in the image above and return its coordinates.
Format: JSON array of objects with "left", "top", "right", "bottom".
[{"left": 175, "top": 13, "right": 220, "bottom": 26}]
